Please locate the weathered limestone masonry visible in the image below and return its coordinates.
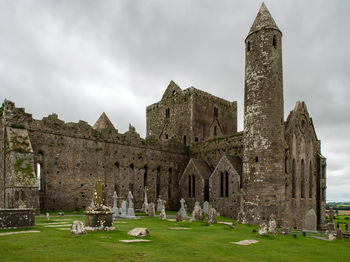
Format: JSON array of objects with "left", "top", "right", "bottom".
[
  {"left": 0, "top": 101, "right": 188, "bottom": 212},
  {"left": 0, "top": 3, "right": 327, "bottom": 230},
  {"left": 242, "top": 3, "right": 286, "bottom": 225},
  {"left": 147, "top": 81, "right": 237, "bottom": 145}
]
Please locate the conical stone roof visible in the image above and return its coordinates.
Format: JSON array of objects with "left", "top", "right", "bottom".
[
  {"left": 93, "top": 112, "right": 115, "bottom": 130},
  {"left": 248, "top": 3, "right": 281, "bottom": 36}
]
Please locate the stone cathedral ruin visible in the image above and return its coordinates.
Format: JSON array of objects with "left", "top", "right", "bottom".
[{"left": 0, "top": 4, "right": 327, "bottom": 230}]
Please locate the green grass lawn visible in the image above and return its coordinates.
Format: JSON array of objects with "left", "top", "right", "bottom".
[{"left": 0, "top": 213, "right": 349, "bottom": 262}]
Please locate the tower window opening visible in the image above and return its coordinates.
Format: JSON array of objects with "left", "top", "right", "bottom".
[
  {"left": 183, "top": 135, "right": 187, "bottom": 145},
  {"left": 165, "top": 134, "right": 168, "bottom": 139},
  {"left": 301, "top": 159, "right": 305, "bottom": 198},
  {"left": 220, "top": 172, "right": 224, "bottom": 198},
  {"left": 225, "top": 171, "right": 229, "bottom": 198},
  {"left": 194, "top": 137, "right": 199, "bottom": 142},
  {"left": 214, "top": 126, "right": 217, "bottom": 137},
  {"left": 214, "top": 107, "right": 218, "bottom": 118},
  {"left": 165, "top": 108, "right": 170, "bottom": 118},
  {"left": 247, "top": 41, "right": 251, "bottom": 52},
  {"left": 37, "top": 163, "right": 42, "bottom": 191},
  {"left": 255, "top": 156, "right": 259, "bottom": 162},
  {"left": 292, "top": 159, "right": 296, "bottom": 198},
  {"left": 143, "top": 165, "right": 148, "bottom": 187},
  {"left": 309, "top": 161, "right": 313, "bottom": 198},
  {"left": 273, "top": 35, "right": 277, "bottom": 48}
]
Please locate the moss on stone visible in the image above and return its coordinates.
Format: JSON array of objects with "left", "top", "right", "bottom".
[{"left": 14, "top": 158, "right": 35, "bottom": 185}]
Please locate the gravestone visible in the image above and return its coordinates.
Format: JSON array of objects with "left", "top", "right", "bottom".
[
  {"left": 268, "top": 214, "right": 277, "bottom": 234},
  {"left": 259, "top": 222, "right": 268, "bottom": 236},
  {"left": 207, "top": 205, "right": 217, "bottom": 225},
  {"left": 127, "top": 191, "right": 136, "bottom": 218},
  {"left": 46, "top": 213, "right": 50, "bottom": 221},
  {"left": 336, "top": 229, "right": 343, "bottom": 240},
  {"left": 157, "top": 196, "right": 162, "bottom": 211},
  {"left": 159, "top": 201, "right": 167, "bottom": 220},
  {"left": 190, "top": 201, "right": 204, "bottom": 222},
  {"left": 141, "top": 186, "right": 149, "bottom": 213},
  {"left": 304, "top": 209, "right": 317, "bottom": 232},
  {"left": 121, "top": 201, "right": 127, "bottom": 217},
  {"left": 176, "top": 210, "right": 183, "bottom": 222},
  {"left": 128, "top": 227, "right": 150, "bottom": 237},
  {"left": 147, "top": 202, "right": 155, "bottom": 217},
  {"left": 203, "top": 201, "right": 209, "bottom": 215},
  {"left": 70, "top": 221, "right": 86, "bottom": 235},
  {"left": 179, "top": 198, "right": 188, "bottom": 218},
  {"left": 112, "top": 191, "right": 119, "bottom": 218}
]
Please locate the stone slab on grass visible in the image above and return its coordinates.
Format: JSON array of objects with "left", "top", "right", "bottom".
[
  {"left": 167, "top": 219, "right": 176, "bottom": 222},
  {"left": 120, "top": 239, "right": 151, "bottom": 243},
  {"left": 168, "top": 227, "right": 192, "bottom": 230},
  {"left": 128, "top": 228, "right": 149, "bottom": 237},
  {"left": 218, "top": 222, "right": 234, "bottom": 228},
  {"left": 44, "top": 224, "right": 72, "bottom": 228},
  {"left": 231, "top": 240, "right": 259, "bottom": 246},
  {"left": 0, "top": 230, "right": 40, "bottom": 236}
]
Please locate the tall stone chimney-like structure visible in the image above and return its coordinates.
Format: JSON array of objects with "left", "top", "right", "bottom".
[{"left": 242, "top": 3, "right": 285, "bottom": 225}]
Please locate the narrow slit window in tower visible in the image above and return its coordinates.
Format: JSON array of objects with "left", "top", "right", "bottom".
[
  {"left": 292, "top": 159, "right": 296, "bottom": 198},
  {"left": 168, "top": 168, "right": 172, "bottom": 199},
  {"left": 301, "top": 159, "right": 305, "bottom": 198},
  {"left": 183, "top": 135, "right": 186, "bottom": 145},
  {"left": 247, "top": 41, "right": 251, "bottom": 52},
  {"left": 273, "top": 35, "right": 277, "bottom": 48},
  {"left": 214, "top": 126, "right": 217, "bottom": 137},
  {"left": 143, "top": 165, "right": 148, "bottom": 187},
  {"left": 309, "top": 161, "right": 313, "bottom": 198},
  {"left": 156, "top": 166, "right": 160, "bottom": 198},
  {"left": 214, "top": 107, "right": 218, "bottom": 118}
]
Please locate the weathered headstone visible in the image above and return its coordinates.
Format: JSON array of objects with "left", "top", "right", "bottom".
[
  {"left": 190, "top": 201, "right": 204, "bottom": 222},
  {"left": 179, "top": 198, "right": 188, "bottom": 218},
  {"left": 203, "top": 201, "right": 209, "bottom": 215},
  {"left": 259, "top": 222, "right": 268, "bottom": 235},
  {"left": 159, "top": 201, "right": 167, "bottom": 220},
  {"left": 147, "top": 202, "right": 155, "bottom": 217},
  {"left": 58, "top": 212, "right": 64, "bottom": 217},
  {"left": 268, "top": 214, "right": 277, "bottom": 234},
  {"left": 157, "top": 196, "right": 162, "bottom": 211},
  {"left": 127, "top": 191, "right": 135, "bottom": 217},
  {"left": 141, "top": 186, "right": 149, "bottom": 213},
  {"left": 128, "top": 227, "right": 150, "bottom": 237},
  {"left": 336, "top": 229, "right": 343, "bottom": 240},
  {"left": 304, "top": 209, "right": 317, "bottom": 232},
  {"left": 46, "top": 213, "right": 50, "bottom": 221},
  {"left": 112, "top": 191, "right": 119, "bottom": 218},
  {"left": 70, "top": 221, "right": 86, "bottom": 235},
  {"left": 176, "top": 210, "right": 183, "bottom": 222},
  {"left": 207, "top": 205, "right": 217, "bottom": 225},
  {"left": 121, "top": 200, "right": 127, "bottom": 217}
]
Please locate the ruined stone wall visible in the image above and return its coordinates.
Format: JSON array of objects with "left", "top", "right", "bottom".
[
  {"left": 2, "top": 100, "right": 189, "bottom": 212},
  {"left": 189, "top": 132, "right": 243, "bottom": 169},
  {"left": 147, "top": 81, "right": 192, "bottom": 144},
  {"left": 209, "top": 156, "right": 241, "bottom": 219},
  {"left": 284, "top": 102, "right": 324, "bottom": 229},
  {"left": 179, "top": 163, "right": 206, "bottom": 211},
  {"left": 146, "top": 82, "right": 237, "bottom": 145},
  {"left": 191, "top": 88, "right": 237, "bottom": 143}
]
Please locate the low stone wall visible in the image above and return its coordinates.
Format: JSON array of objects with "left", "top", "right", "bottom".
[{"left": 0, "top": 208, "right": 35, "bottom": 228}]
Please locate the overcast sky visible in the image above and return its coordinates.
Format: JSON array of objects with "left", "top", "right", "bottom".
[{"left": 0, "top": 0, "right": 349, "bottom": 202}]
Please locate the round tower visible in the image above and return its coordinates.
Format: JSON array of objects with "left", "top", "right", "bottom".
[{"left": 242, "top": 3, "right": 285, "bottom": 225}]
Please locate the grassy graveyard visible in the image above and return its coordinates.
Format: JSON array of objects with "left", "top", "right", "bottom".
[{"left": 0, "top": 212, "right": 349, "bottom": 262}]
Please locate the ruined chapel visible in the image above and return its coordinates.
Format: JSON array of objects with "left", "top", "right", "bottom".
[{"left": 0, "top": 4, "right": 327, "bottom": 230}]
